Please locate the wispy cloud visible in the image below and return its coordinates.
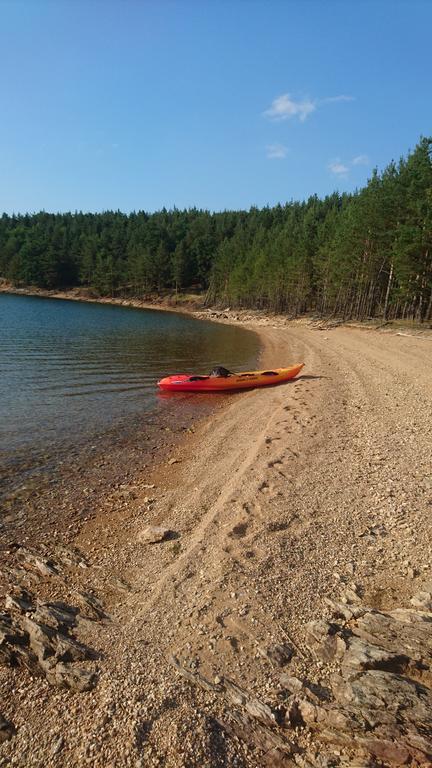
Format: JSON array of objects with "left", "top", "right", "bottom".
[
  {"left": 321, "top": 95, "right": 355, "bottom": 105},
  {"left": 266, "top": 143, "right": 289, "bottom": 159},
  {"left": 264, "top": 92, "right": 354, "bottom": 122},
  {"left": 352, "top": 154, "right": 369, "bottom": 165},
  {"left": 264, "top": 94, "right": 316, "bottom": 122},
  {"left": 328, "top": 159, "right": 350, "bottom": 176},
  {"left": 328, "top": 153, "right": 370, "bottom": 177}
]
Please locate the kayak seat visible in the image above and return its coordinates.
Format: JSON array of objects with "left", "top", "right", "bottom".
[
  {"left": 189, "top": 375, "right": 210, "bottom": 381},
  {"left": 210, "top": 366, "right": 232, "bottom": 378},
  {"left": 261, "top": 371, "right": 278, "bottom": 376}
]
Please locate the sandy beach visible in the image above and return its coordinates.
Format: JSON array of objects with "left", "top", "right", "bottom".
[{"left": 1, "top": 305, "right": 432, "bottom": 767}]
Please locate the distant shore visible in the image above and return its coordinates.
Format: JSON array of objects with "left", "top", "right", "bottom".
[
  {"left": 1, "top": 280, "right": 432, "bottom": 338},
  {"left": 0, "top": 280, "right": 205, "bottom": 314}
]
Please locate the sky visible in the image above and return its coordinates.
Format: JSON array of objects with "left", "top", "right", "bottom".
[{"left": 1, "top": 0, "right": 431, "bottom": 214}]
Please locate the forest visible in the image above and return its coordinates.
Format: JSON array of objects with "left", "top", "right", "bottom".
[{"left": 1, "top": 137, "right": 431, "bottom": 321}]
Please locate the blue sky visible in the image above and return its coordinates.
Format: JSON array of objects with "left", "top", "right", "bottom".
[{"left": 1, "top": 0, "right": 431, "bottom": 213}]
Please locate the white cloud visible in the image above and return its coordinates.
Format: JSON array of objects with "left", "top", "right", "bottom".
[
  {"left": 266, "top": 143, "right": 289, "bottom": 159},
  {"left": 264, "top": 94, "right": 316, "bottom": 122},
  {"left": 352, "top": 154, "right": 369, "bottom": 165},
  {"left": 264, "top": 92, "right": 354, "bottom": 122},
  {"left": 328, "top": 159, "right": 349, "bottom": 175},
  {"left": 327, "top": 153, "right": 370, "bottom": 177}
]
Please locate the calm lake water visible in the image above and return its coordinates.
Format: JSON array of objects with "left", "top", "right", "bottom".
[{"left": 0, "top": 294, "right": 259, "bottom": 499}]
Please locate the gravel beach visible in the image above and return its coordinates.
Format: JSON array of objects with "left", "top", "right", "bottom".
[{"left": 1, "top": 308, "right": 431, "bottom": 767}]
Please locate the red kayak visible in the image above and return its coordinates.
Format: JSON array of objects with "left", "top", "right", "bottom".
[{"left": 157, "top": 364, "right": 304, "bottom": 392}]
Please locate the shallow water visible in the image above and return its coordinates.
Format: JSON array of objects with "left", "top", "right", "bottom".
[{"left": 0, "top": 294, "right": 259, "bottom": 499}]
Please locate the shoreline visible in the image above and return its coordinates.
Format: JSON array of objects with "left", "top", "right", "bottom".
[
  {"left": 0, "top": 282, "right": 206, "bottom": 316},
  {"left": 0, "top": 288, "right": 260, "bottom": 547},
  {"left": 1, "top": 286, "right": 432, "bottom": 765},
  {"left": 2, "top": 281, "right": 432, "bottom": 339}
]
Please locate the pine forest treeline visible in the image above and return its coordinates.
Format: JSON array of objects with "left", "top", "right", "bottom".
[{"left": 1, "top": 137, "right": 431, "bottom": 321}]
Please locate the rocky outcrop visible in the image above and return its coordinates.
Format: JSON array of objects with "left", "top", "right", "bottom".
[
  {"left": 1, "top": 588, "right": 98, "bottom": 692},
  {"left": 171, "top": 587, "right": 432, "bottom": 767},
  {"left": 0, "top": 544, "right": 106, "bottom": 704}
]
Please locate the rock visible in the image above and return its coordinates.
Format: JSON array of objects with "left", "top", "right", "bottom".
[
  {"left": 342, "top": 587, "right": 361, "bottom": 604},
  {"left": 0, "top": 586, "right": 101, "bottom": 692},
  {"left": 54, "top": 545, "right": 88, "bottom": 569},
  {"left": 52, "top": 662, "right": 97, "bottom": 691},
  {"left": 279, "top": 674, "right": 304, "bottom": 693},
  {"left": 75, "top": 591, "right": 108, "bottom": 620},
  {"left": 17, "top": 548, "right": 58, "bottom": 577},
  {"left": 323, "top": 597, "right": 365, "bottom": 621},
  {"left": 223, "top": 679, "right": 277, "bottom": 726},
  {"left": 138, "top": 526, "right": 172, "bottom": 544},
  {"left": 0, "top": 713, "right": 15, "bottom": 743},
  {"left": 22, "top": 616, "right": 57, "bottom": 660},
  {"left": 342, "top": 638, "right": 409, "bottom": 678},
  {"left": 306, "top": 621, "right": 346, "bottom": 662},
  {"left": 5, "top": 591, "right": 33, "bottom": 613},
  {"left": 168, "top": 458, "right": 181, "bottom": 465},
  {"left": 52, "top": 735, "right": 64, "bottom": 755},
  {"left": 55, "top": 634, "right": 96, "bottom": 663},
  {"left": 169, "top": 655, "right": 220, "bottom": 693},
  {"left": 33, "top": 600, "right": 79, "bottom": 630},
  {"left": 356, "top": 736, "right": 410, "bottom": 765},
  {"left": 0, "top": 615, "right": 29, "bottom": 665},
  {"left": 262, "top": 643, "right": 294, "bottom": 667},
  {"left": 410, "top": 590, "right": 432, "bottom": 611}
]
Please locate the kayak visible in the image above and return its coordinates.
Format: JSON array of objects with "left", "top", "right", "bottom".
[{"left": 157, "top": 363, "right": 304, "bottom": 392}]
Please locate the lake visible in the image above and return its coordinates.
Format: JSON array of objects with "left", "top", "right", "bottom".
[{"left": 0, "top": 293, "right": 259, "bottom": 501}]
